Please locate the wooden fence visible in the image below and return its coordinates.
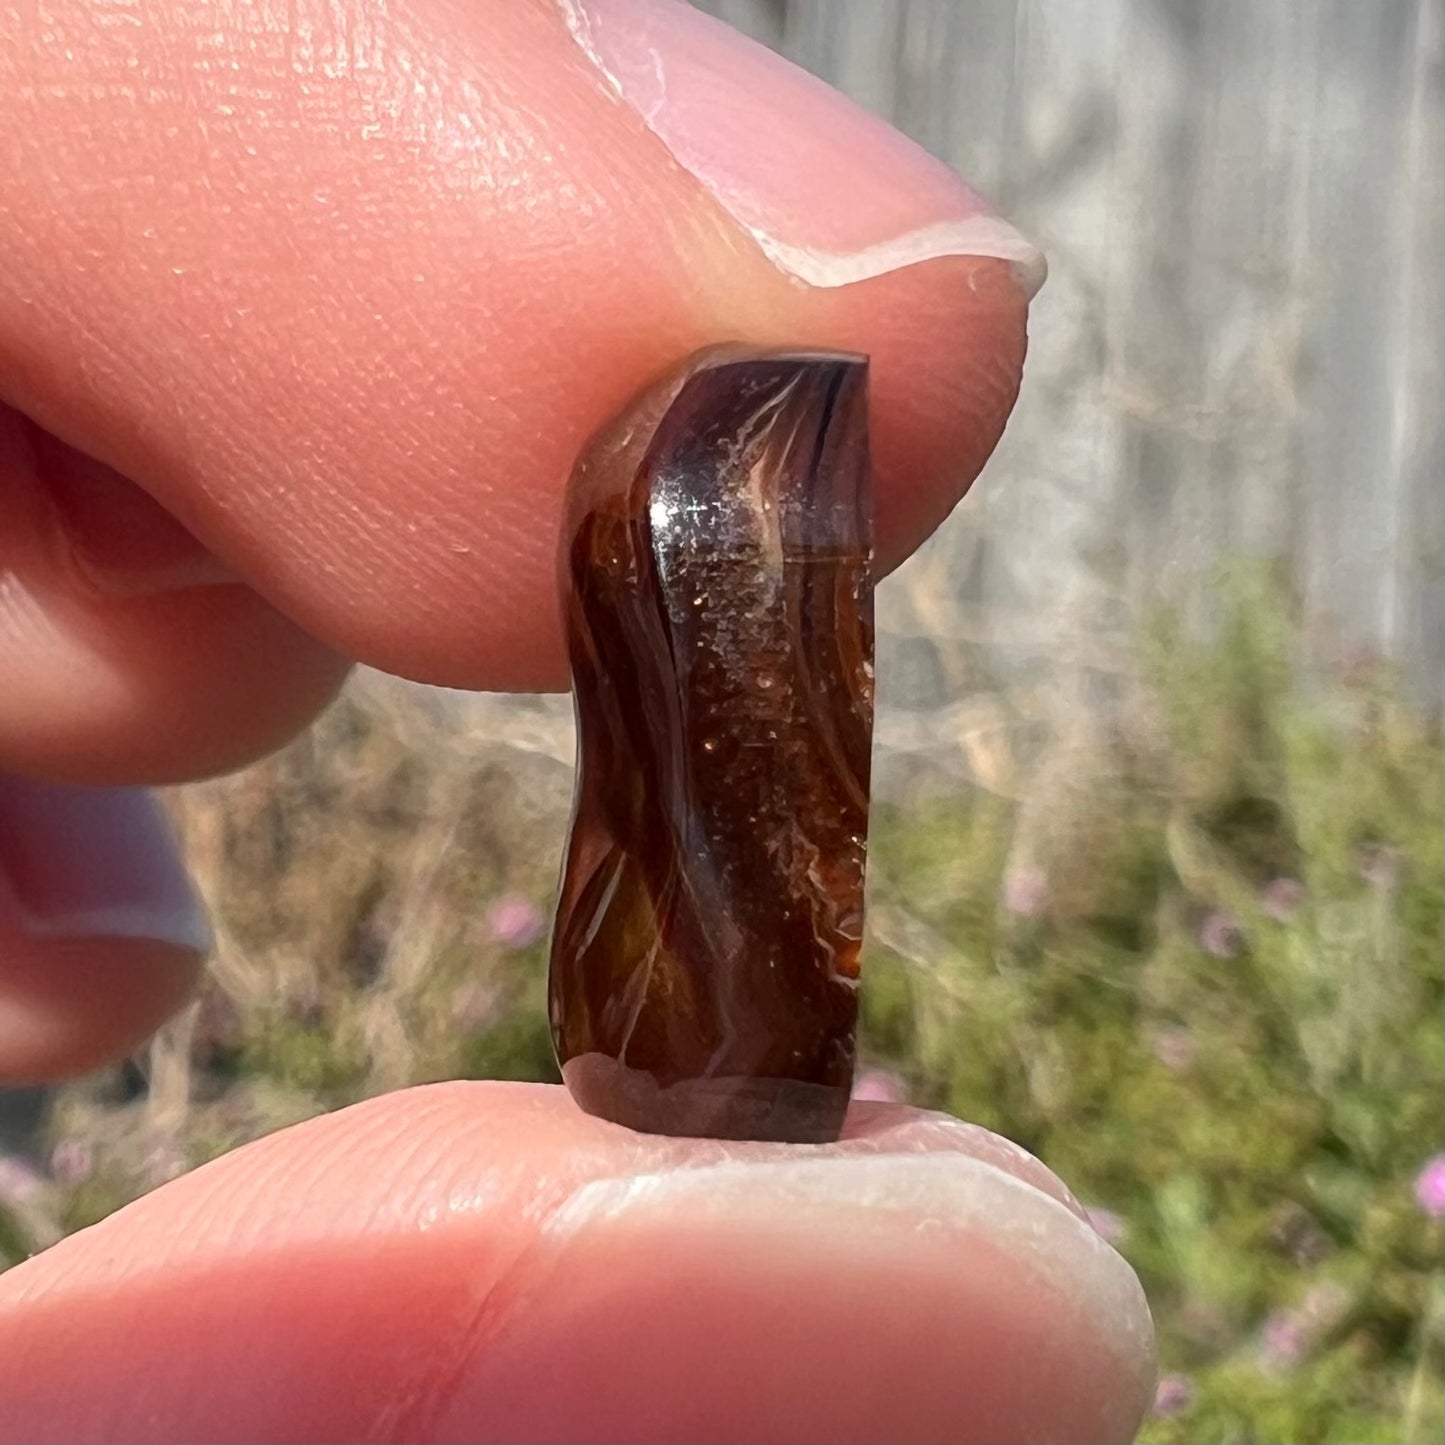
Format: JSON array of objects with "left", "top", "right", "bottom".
[{"left": 700, "top": 0, "right": 1443, "bottom": 706}]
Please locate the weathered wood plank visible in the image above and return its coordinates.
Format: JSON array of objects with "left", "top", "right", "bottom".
[{"left": 696, "top": 0, "right": 1442, "bottom": 696}]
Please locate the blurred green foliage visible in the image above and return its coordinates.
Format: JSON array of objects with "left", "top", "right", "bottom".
[
  {"left": 859, "top": 570, "right": 1444, "bottom": 1445},
  {"left": 2, "top": 569, "right": 1441, "bottom": 1444}
]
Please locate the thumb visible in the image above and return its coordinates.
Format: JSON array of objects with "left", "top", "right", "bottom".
[{"left": 1, "top": 0, "right": 1036, "bottom": 782}]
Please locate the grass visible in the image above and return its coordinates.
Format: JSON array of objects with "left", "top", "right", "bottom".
[{"left": 2, "top": 565, "right": 1441, "bottom": 1445}]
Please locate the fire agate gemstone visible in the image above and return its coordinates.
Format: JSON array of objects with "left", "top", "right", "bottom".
[{"left": 549, "top": 346, "right": 875, "bottom": 1143}]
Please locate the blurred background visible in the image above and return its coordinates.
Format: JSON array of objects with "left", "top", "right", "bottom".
[{"left": 2, "top": 3, "right": 1442, "bottom": 1442}]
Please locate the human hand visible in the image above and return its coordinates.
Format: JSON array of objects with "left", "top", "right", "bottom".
[{"left": 0, "top": 1, "right": 1154, "bottom": 1438}]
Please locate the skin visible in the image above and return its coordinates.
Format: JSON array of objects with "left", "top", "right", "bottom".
[{"left": 0, "top": 1, "right": 1155, "bottom": 1439}]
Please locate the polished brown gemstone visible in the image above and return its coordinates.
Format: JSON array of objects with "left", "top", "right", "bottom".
[{"left": 549, "top": 345, "right": 875, "bottom": 1143}]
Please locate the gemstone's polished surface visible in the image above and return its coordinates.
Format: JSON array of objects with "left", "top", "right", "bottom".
[{"left": 550, "top": 346, "right": 875, "bottom": 1143}]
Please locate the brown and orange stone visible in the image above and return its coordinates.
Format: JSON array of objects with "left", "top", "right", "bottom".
[{"left": 549, "top": 346, "right": 875, "bottom": 1143}]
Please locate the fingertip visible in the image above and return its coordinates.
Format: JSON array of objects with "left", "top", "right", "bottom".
[
  {"left": 0, "top": 581, "right": 351, "bottom": 785},
  {"left": 0, "top": 404, "right": 351, "bottom": 784},
  {"left": 0, "top": 778, "right": 207, "bottom": 1081},
  {"left": 0, "top": 934, "right": 200, "bottom": 1083},
  {"left": 0, "top": 1085, "right": 1153, "bottom": 1442}
]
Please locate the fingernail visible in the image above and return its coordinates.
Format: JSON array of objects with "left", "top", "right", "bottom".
[
  {"left": 552, "top": 1153, "right": 1146, "bottom": 1324},
  {"left": 558, "top": 0, "right": 1046, "bottom": 296},
  {"left": 28, "top": 425, "right": 238, "bottom": 596},
  {"left": 549, "top": 1152, "right": 1154, "bottom": 1394},
  {"left": 0, "top": 774, "right": 211, "bottom": 952}
]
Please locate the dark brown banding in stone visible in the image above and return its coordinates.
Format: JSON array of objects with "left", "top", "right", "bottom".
[{"left": 550, "top": 346, "right": 874, "bottom": 1143}]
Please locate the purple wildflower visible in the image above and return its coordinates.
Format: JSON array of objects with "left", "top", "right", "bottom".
[
  {"left": 48, "top": 1139, "right": 94, "bottom": 1186},
  {"left": 1002, "top": 867, "right": 1049, "bottom": 919},
  {"left": 1260, "top": 877, "right": 1304, "bottom": 922},
  {"left": 851, "top": 1069, "right": 907, "bottom": 1105},
  {"left": 1414, "top": 1154, "right": 1445, "bottom": 1218},
  {"left": 485, "top": 896, "right": 545, "bottom": 950},
  {"left": 1198, "top": 911, "right": 1243, "bottom": 958},
  {"left": 1258, "top": 1311, "right": 1308, "bottom": 1372},
  {"left": 1084, "top": 1206, "right": 1126, "bottom": 1246},
  {"left": 1150, "top": 1027, "right": 1196, "bottom": 1072},
  {"left": 1153, "top": 1374, "right": 1194, "bottom": 1417}
]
